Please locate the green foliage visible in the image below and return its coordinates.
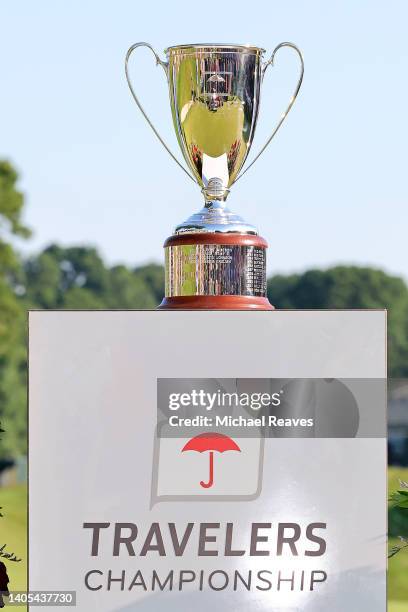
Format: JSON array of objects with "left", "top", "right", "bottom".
[
  {"left": 22, "top": 245, "right": 163, "bottom": 311},
  {"left": 0, "top": 163, "right": 30, "bottom": 460},
  {"left": 390, "top": 490, "right": 408, "bottom": 510},
  {"left": 389, "top": 470, "right": 408, "bottom": 538},
  {"left": 389, "top": 473, "right": 408, "bottom": 558},
  {"left": 23, "top": 252, "right": 61, "bottom": 308},
  {"left": 133, "top": 263, "right": 165, "bottom": 306},
  {"left": 389, "top": 531, "right": 408, "bottom": 600},
  {"left": 0, "top": 162, "right": 29, "bottom": 356},
  {"left": 0, "top": 162, "right": 29, "bottom": 235},
  {"left": 106, "top": 265, "right": 159, "bottom": 309}
]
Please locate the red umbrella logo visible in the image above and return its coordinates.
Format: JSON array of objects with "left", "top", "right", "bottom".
[{"left": 182, "top": 432, "right": 241, "bottom": 489}]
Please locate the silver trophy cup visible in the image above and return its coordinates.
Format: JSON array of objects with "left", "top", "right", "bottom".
[{"left": 125, "top": 43, "right": 303, "bottom": 308}]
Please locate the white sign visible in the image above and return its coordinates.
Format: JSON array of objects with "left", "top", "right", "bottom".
[{"left": 29, "top": 311, "right": 386, "bottom": 611}]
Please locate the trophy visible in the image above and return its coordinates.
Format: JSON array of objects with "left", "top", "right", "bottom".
[{"left": 125, "top": 43, "right": 303, "bottom": 309}]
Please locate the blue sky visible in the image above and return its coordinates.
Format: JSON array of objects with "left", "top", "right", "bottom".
[{"left": 1, "top": 0, "right": 407, "bottom": 276}]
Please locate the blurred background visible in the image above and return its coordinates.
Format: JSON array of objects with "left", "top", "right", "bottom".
[{"left": 0, "top": 0, "right": 407, "bottom": 608}]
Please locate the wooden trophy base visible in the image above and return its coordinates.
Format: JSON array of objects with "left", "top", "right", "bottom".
[
  {"left": 158, "top": 233, "right": 273, "bottom": 311},
  {"left": 159, "top": 295, "right": 273, "bottom": 310}
]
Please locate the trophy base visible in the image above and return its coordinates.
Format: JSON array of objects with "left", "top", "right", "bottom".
[
  {"left": 160, "top": 232, "right": 273, "bottom": 311},
  {"left": 158, "top": 295, "right": 273, "bottom": 310}
]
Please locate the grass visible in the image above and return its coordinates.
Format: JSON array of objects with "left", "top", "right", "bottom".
[
  {"left": 388, "top": 467, "right": 408, "bottom": 604},
  {"left": 0, "top": 468, "right": 406, "bottom": 607},
  {"left": 0, "top": 484, "right": 26, "bottom": 610},
  {"left": 0, "top": 484, "right": 27, "bottom": 592},
  {"left": 389, "top": 603, "right": 408, "bottom": 611},
  {"left": 0, "top": 484, "right": 27, "bottom": 611}
]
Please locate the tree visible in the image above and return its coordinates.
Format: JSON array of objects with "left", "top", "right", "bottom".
[
  {"left": 23, "top": 246, "right": 162, "bottom": 311},
  {"left": 37, "top": 245, "right": 110, "bottom": 300},
  {"left": 107, "top": 265, "right": 158, "bottom": 309},
  {"left": 0, "top": 161, "right": 30, "bottom": 272},
  {"left": 133, "top": 263, "right": 165, "bottom": 306},
  {"left": 23, "top": 251, "right": 61, "bottom": 309},
  {"left": 0, "top": 162, "right": 30, "bottom": 460}
]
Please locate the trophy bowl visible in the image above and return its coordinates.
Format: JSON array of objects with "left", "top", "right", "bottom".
[{"left": 125, "top": 42, "right": 303, "bottom": 309}]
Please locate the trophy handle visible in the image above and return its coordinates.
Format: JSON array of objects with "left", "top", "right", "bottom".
[
  {"left": 125, "top": 42, "right": 196, "bottom": 184},
  {"left": 235, "top": 42, "right": 304, "bottom": 183}
]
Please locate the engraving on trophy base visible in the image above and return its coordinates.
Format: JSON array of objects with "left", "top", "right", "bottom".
[{"left": 158, "top": 233, "right": 273, "bottom": 310}]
